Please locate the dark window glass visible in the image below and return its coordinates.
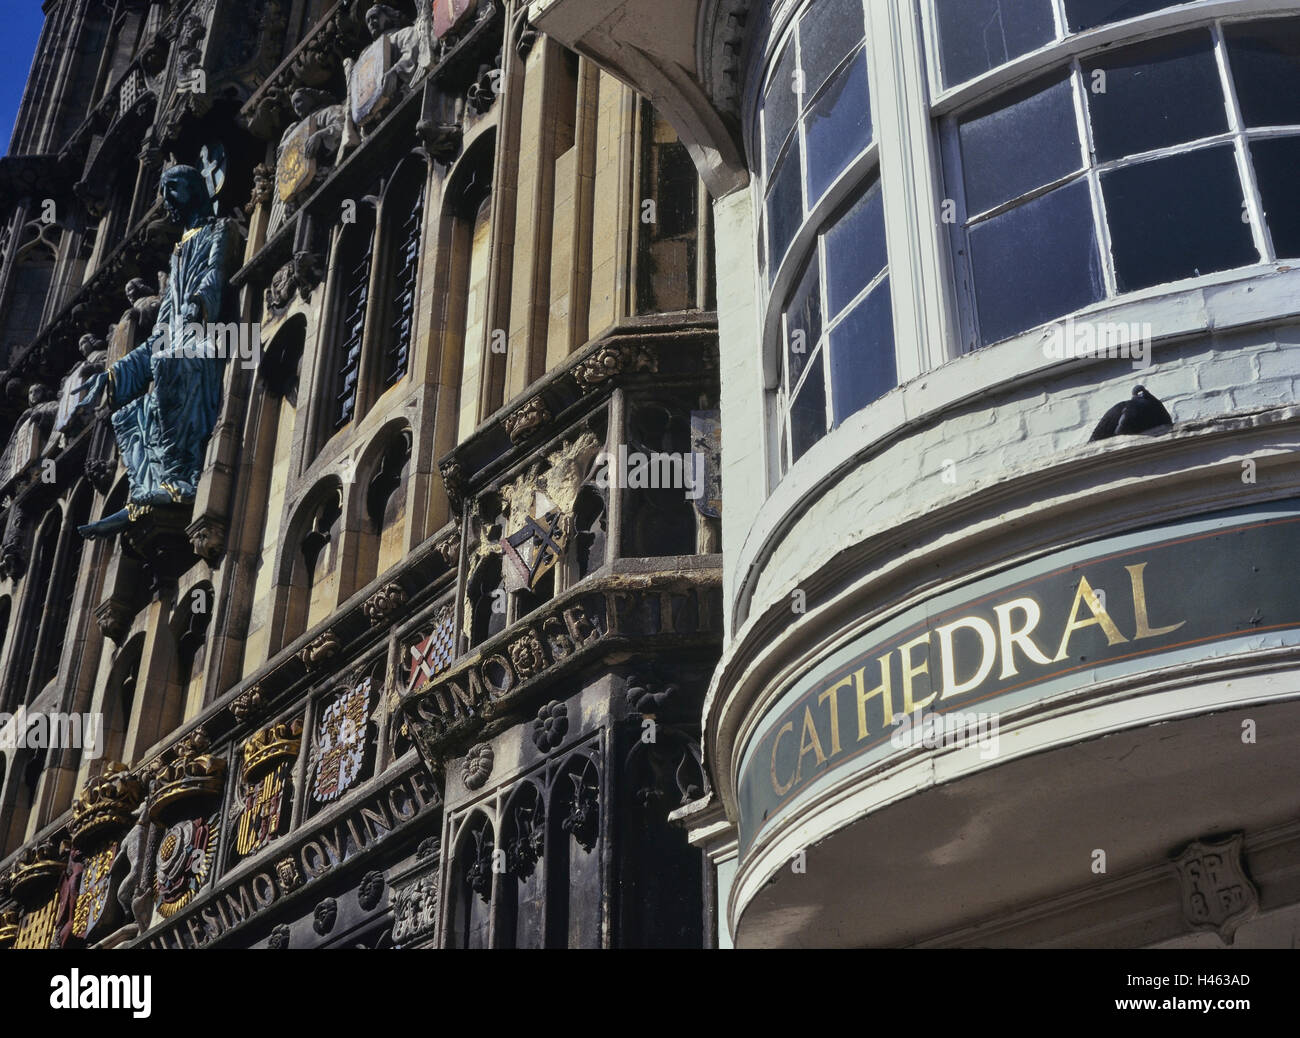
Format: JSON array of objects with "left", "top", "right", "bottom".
[
  {"left": 800, "top": 0, "right": 866, "bottom": 101},
  {"left": 824, "top": 180, "right": 886, "bottom": 317},
  {"left": 1065, "top": 0, "right": 1195, "bottom": 33},
  {"left": 804, "top": 51, "right": 872, "bottom": 203},
  {"left": 959, "top": 72, "right": 1081, "bottom": 215},
  {"left": 969, "top": 179, "right": 1105, "bottom": 343},
  {"left": 830, "top": 278, "right": 896, "bottom": 424},
  {"left": 764, "top": 41, "right": 800, "bottom": 177},
  {"left": 785, "top": 256, "right": 821, "bottom": 386},
  {"left": 1226, "top": 20, "right": 1300, "bottom": 129},
  {"left": 1251, "top": 136, "right": 1300, "bottom": 258},
  {"left": 934, "top": 0, "right": 1056, "bottom": 87},
  {"left": 1085, "top": 31, "right": 1225, "bottom": 163},
  {"left": 790, "top": 353, "right": 827, "bottom": 461},
  {"left": 334, "top": 216, "right": 374, "bottom": 428},
  {"left": 766, "top": 148, "right": 804, "bottom": 279},
  {"left": 385, "top": 180, "right": 425, "bottom": 385},
  {"left": 1102, "top": 145, "right": 1257, "bottom": 292}
]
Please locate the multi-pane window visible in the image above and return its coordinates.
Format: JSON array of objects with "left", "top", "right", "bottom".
[
  {"left": 755, "top": 0, "right": 895, "bottom": 477},
  {"left": 940, "top": 16, "right": 1300, "bottom": 348},
  {"left": 333, "top": 209, "right": 375, "bottom": 428},
  {"left": 759, "top": 0, "right": 872, "bottom": 280},
  {"left": 931, "top": 0, "right": 1201, "bottom": 88},
  {"left": 781, "top": 181, "right": 894, "bottom": 466},
  {"left": 384, "top": 180, "right": 425, "bottom": 387}
]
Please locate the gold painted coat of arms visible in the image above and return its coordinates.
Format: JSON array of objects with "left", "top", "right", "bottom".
[
  {"left": 311, "top": 677, "right": 372, "bottom": 804},
  {"left": 155, "top": 816, "right": 217, "bottom": 918},
  {"left": 276, "top": 117, "right": 318, "bottom": 203}
]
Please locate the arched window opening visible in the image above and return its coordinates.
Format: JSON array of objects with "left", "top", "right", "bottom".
[
  {"left": 330, "top": 202, "right": 377, "bottom": 431},
  {"left": 449, "top": 812, "right": 496, "bottom": 949},
  {"left": 33, "top": 486, "right": 93, "bottom": 695},
  {"left": 379, "top": 161, "right": 428, "bottom": 387},
  {"left": 175, "top": 582, "right": 214, "bottom": 696},
  {"left": 262, "top": 315, "right": 307, "bottom": 406},
  {"left": 546, "top": 754, "right": 601, "bottom": 947},
  {"left": 497, "top": 782, "right": 546, "bottom": 948}
]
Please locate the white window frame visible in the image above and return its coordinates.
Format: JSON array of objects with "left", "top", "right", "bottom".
[{"left": 936, "top": 9, "right": 1300, "bottom": 350}]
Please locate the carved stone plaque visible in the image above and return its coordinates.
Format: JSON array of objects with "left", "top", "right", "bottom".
[{"left": 1171, "top": 833, "right": 1258, "bottom": 944}]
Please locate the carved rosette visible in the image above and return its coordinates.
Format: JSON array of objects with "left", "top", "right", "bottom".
[
  {"left": 509, "top": 632, "right": 546, "bottom": 680},
  {"left": 573, "top": 343, "right": 657, "bottom": 391},
  {"left": 300, "top": 630, "right": 341, "bottom": 672},
  {"left": 358, "top": 870, "right": 386, "bottom": 911},
  {"left": 504, "top": 396, "right": 551, "bottom": 445},
  {"left": 461, "top": 743, "right": 494, "bottom": 791},
  {"left": 532, "top": 700, "right": 569, "bottom": 752},
  {"left": 363, "top": 582, "right": 408, "bottom": 626},
  {"left": 313, "top": 896, "right": 338, "bottom": 935},
  {"left": 268, "top": 923, "right": 291, "bottom": 949}
]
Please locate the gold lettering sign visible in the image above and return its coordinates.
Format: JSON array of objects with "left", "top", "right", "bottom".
[{"left": 740, "top": 503, "right": 1300, "bottom": 854}]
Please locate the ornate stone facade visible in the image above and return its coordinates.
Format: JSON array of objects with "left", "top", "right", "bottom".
[{"left": 0, "top": 0, "right": 719, "bottom": 953}]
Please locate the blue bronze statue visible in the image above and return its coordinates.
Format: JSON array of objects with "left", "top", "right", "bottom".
[{"left": 75, "top": 165, "right": 236, "bottom": 539}]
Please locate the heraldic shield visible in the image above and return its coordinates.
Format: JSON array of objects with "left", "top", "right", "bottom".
[
  {"left": 276, "top": 117, "right": 318, "bottom": 203},
  {"left": 1171, "top": 833, "right": 1259, "bottom": 943},
  {"left": 349, "top": 35, "right": 393, "bottom": 128},
  {"left": 500, "top": 490, "right": 570, "bottom": 593}
]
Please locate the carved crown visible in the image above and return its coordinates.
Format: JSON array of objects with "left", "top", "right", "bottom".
[
  {"left": 242, "top": 718, "right": 304, "bottom": 783},
  {"left": 147, "top": 728, "right": 227, "bottom": 822},
  {"left": 6, "top": 833, "right": 69, "bottom": 904},
  {"left": 70, "top": 762, "right": 144, "bottom": 846},
  {"left": 0, "top": 906, "right": 19, "bottom": 947}
]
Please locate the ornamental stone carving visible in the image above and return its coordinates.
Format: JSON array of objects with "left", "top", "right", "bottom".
[
  {"left": 461, "top": 743, "right": 494, "bottom": 791},
  {"left": 363, "top": 582, "right": 408, "bottom": 625}
]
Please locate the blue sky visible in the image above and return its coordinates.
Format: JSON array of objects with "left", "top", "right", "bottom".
[{"left": 1, "top": 4, "right": 48, "bottom": 154}]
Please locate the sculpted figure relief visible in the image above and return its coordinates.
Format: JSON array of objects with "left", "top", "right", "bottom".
[
  {"left": 72, "top": 165, "right": 237, "bottom": 539},
  {"left": 275, "top": 88, "right": 354, "bottom": 206},
  {"left": 346, "top": 3, "right": 435, "bottom": 135}
]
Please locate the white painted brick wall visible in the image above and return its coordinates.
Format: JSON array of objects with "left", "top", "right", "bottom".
[{"left": 740, "top": 329, "right": 1300, "bottom": 621}]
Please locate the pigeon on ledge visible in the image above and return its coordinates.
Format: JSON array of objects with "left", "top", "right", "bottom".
[{"left": 1088, "top": 385, "right": 1173, "bottom": 442}]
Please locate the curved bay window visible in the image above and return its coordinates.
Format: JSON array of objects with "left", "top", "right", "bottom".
[
  {"left": 753, "top": 0, "right": 895, "bottom": 475},
  {"left": 934, "top": 8, "right": 1300, "bottom": 347}
]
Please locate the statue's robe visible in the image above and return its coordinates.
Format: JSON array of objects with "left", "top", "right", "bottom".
[{"left": 108, "top": 217, "right": 233, "bottom": 506}]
